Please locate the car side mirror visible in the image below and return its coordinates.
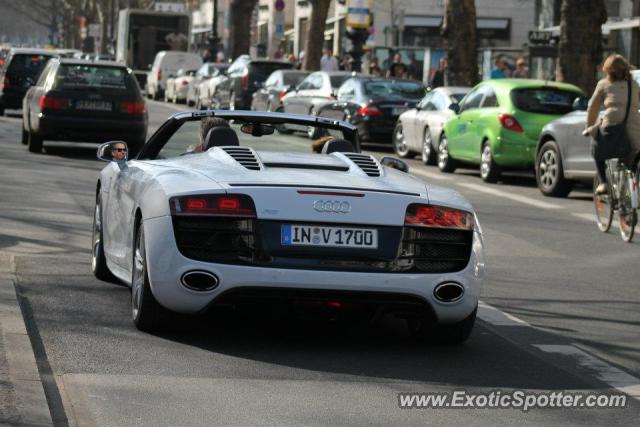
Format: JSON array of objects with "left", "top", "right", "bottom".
[
  {"left": 97, "top": 141, "right": 129, "bottom": 162},
  {"left": 448, "top": 103, "right": 460, "bottom": 114},
  {"left": 572, "top": 96, "right": 588, "bottom": 111},
  {"left": 380, "top": 156, "right": 409, "bottom": 173}
]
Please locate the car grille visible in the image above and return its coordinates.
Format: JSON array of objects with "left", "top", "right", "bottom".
[{"left": 173, "top": 218, "right": 473, "bottom": 273}]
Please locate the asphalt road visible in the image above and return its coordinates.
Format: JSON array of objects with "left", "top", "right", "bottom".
[{"left": 0, "top": 101, "right": 639, "bottom": 426}]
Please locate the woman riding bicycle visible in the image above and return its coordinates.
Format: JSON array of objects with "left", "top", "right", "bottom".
[{"left": 584, "top": 54, "right": 640, "bottom": 194}]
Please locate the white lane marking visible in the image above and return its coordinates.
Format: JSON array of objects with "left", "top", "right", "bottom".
[
  {"left": 535, "top": 344, "right": 640, "bottom": 400},
  {"left": 572, "top": 212, "right": 620, "bottom": 229},
  {"left": 458, "top": 182, "right": 562, "bottom": 210},
  {"left": 478, "top": 300, "right": 531, "bottom": 327},
  {"left": 410, "top": 168, "right": 452, "bottom": 181}
]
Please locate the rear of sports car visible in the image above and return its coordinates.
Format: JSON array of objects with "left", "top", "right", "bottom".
[{"left": 140, "top": 156, "right": 485, "bottom": 340}]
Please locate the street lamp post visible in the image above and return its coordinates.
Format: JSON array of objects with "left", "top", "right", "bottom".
[{"left": 208, "top": 0, "right": 220, "bottom": 61}]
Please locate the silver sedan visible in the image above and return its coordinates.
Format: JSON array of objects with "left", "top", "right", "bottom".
[{"left": 393, "top": 87, "right": 469, "bottom": 164}]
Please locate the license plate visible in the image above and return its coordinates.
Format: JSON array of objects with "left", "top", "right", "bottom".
[
  {"left": 281, "top": 224, "right": 378, "bottom": 249},
  {"left": 392, "top": 107, "right": 408, "bottom": 115},
  {"left": 75, "top": 100, "right": 112, "bottom": 111}
]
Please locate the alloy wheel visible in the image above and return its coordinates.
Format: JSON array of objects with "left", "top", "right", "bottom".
[
  {"left": 131, "top": 226, "right": 146, "bottom": 320},
  {"left": 480, "top": 145, "right": 492, "bottom": 179},
  {"left": 538, "top": 149, "right": 558, "bottom": 190},
  {"left": 394, "top": 125, "right": 409, "bottom": 157},
  {"left": 422, "top": 131, "right": 432, "bottom": 164},
  {"left": 438, "top": 138, "right": 449, "bottom": 169}
]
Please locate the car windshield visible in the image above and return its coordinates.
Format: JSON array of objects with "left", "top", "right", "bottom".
[
  {"left": 6, "top": 54, "right": 53, "bottom": 79},
  {"left": 53, "top": 65, "right": 138, "bottom": 92},
  {"left": 511, "top": 88, "right": 580, "bottom": 115},
  {"left": 154, "top": 116, "right": 352, "bottom": 160},
  {"left": 451, "top": 93, "right": 466, "bottom": 103},
  {"left": 283, "top": 73, "right": 308, "bottom": 87},
  {"left": 363, "top": 80, "right": 426, "bottom": 99},
  {"left": 330, "top": 75, "right": 351, "bottom": 89}
]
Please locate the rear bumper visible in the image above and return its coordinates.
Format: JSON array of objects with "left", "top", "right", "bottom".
[
  {"left": 37, "top": 114, "right": 147, "bottom": 143},
  {"left": 493, "top": 131, "right": 538, "bottom": 167},
  {"left": 142, "top": 215, "right": 485, "bottom": 324},
  {"left": 357, "top": 117, "right": 398, "bottom": 142}
]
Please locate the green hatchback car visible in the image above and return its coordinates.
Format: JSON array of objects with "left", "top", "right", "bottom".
[{"left": 439, "top": 79, "right": 584, "bottom": 182}]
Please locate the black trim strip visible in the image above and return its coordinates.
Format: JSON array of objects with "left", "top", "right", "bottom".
[
  {"left": 262, "top": 162, "right": 350, "bottom": 172},
  {"left": 227, "top": 183, "right": 421, "bottom": 197}
]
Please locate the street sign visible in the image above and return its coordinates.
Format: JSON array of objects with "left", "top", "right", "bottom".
[
  {"left": 528, "top": 30, "right": 553, "bottom": 45},
  {"left": 275, "top": 0, "right": 285, "bottom": 11},
  {"left": 346, "top": 0, "right": 371, "bottom": 29}
]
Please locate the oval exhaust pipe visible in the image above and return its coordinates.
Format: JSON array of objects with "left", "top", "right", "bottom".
[
  {"left": 181, "top": 271, "right": 219, "bottom": 292},
  {"left": 433, "top": 282, "right": 464, "bottom": 303}
]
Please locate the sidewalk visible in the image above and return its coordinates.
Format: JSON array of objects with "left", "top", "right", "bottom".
[{"left": 0, "top": 254, "right": 52, "bottom": 426}]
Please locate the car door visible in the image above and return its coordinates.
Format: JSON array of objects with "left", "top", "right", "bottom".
[
  {"left": 468, "top": 86, "right": 500, "bottom": 162},
  {"left": 284, "top": 74, "right": 313, "bottom": 115},
  {"left": 425, "top": 92, "right": 454, "bottom": 152},
  {"left": 257, "top": 71, "right": 278, "bottom": 111},
  {"left": 319, "top": 79, "right": 357, "bottom": 122},
  {"left": 410, "top": 93, "right": 435, "bottom": 152},
  {"left": 448, "top": 87, "right": 484, "bottom": 160},
  {"left": 560, "top": 111, "right": 593, "bottom": 174},
  {"left": 301, "top": 73, "right": 325, "bottom": 114}
]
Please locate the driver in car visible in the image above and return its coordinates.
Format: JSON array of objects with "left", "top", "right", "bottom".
[
  {"left": 111, "top": 142, "right": 127, "bottom": 161},
  {"left": 185, "top": 117, "right": 231, "bottom": 154}
]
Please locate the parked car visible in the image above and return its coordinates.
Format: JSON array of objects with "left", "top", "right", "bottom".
[
  {"left": 251, "top": 69, "right": 310, "bottom": 112},
  {"left": 439, "top": 79, "right": 584, "bottom": 182},
  {"left": 92, "top": 110, "right": 484, "bottom": 344},
  {"left": 315, "top": 77, "right": 426, "bottom": 141},
  {"left": 194, "top": 64, "right": 229, "bottom": 109},
  {"left": 393, "top": 86, "right": 470, "bottom": 163},
  {"left": 146, "top": 51, "right": 202, "bottom": 100},
  {"left": 218, "top": 55, "right": 292, "bottom": 110},
  {"left": 283, "top": 71, "right": 360, "bottom": 117},
  {"left": 0, "top": 48, "right": 57, "bottom": 116},
  {"left": 164, "top": 68, "right": 197, "bottom": 103},
  {"left": 186, "top": 62, "right": 224, "bottom": 106},
  {"left": 22, "top": 58, "right": 147, "bottom": 154}
]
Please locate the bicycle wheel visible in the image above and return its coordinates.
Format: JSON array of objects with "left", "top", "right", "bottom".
[
  {"left": 593, "top": 175, "right": 613, "bottom": 232},
  {"left": 618, "top": 170, "right": 637, "bottom": 242}
]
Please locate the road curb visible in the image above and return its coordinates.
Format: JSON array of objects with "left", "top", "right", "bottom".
[{"left": 0, "top": 254, "right": 53, "bottom": 426}]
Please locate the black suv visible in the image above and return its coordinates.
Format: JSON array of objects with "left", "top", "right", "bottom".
[
  {"left": 221, "top": 55, "right": 292, "bottom": 110},
  {"left": 0, "top": 48, "right": 57, "bottom": 116}
]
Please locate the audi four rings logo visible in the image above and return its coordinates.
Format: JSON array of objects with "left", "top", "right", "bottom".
[{"left": 313, "top": 200, "right": 351, "bottom": 213}]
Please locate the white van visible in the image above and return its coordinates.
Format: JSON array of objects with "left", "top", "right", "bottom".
[{"left": 147, "top": 51, "right": 202, "bottom": 100}]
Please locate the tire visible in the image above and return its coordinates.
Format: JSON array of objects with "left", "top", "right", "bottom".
[
  {"left": 408, "top": 307, "right": 477, "bottom": 345},
  {"left": 618, "top": 170, "right": 637, "bottom": 242},
  {"left": 131, "top": 223, "right": 169, "bottom": 332},
  {"left": 437, "top": 134, "right": 456, "bottom": 173},
  {"left": 480, "top": 141, "right": 501, "bottom": 183},
  {"left": 594, "top": 175, "right": 613, "bottom": 233},
  {"left": 91, "top": 192, "right": 115, "bottom": 281},
  {"left": 27, "top": 131, "right": 43, "bottom": 153},
  {"left": 392, "top": 123, "right": 414, "bottom": 158},
  {"left": 0, "top": 105, "right": 4, "bottom": 116},
  {"left": 21, "top": 127, "right": 28, "bottom": 145},
  {"left": 536, "top": 141, "right": 572, "bottom": 197},
  {"left": 421, "top": 128, "right": 437, "bottom": 165},
  {"left": 275, "top": 107, "right": 292, "bottom": 134}
]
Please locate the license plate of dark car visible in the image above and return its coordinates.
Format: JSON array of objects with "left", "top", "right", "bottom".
[
  {"left": 281, "top": 224, "right": 378, "bottom": 249},
  {"left": 75, "top": 100, "right": 112, "bottom": 111}
]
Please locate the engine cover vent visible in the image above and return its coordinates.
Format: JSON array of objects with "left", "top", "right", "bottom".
[
  {"left": 342, "top": 153, "right": 381, "bottom": 177},
  {"left": 221, "top": 147, "right": 262, "bottom": 170}
]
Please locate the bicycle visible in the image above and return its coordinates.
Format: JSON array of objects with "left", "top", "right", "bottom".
[{"left": 594, "top": 158, "right": 639, "bottom": 242}]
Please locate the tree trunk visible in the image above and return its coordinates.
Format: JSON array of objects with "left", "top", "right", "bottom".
[
  {"left": 557, "top": 0, "right": 607, "bottom": 95},
  {"left": 441, "top": 0, "right": 478, "bottom": 86},
  {"left": 303, "top": 0, "right": 332, "bottom": 71},
  {"left": 229, "top": 0, "right": 258, "bottom": 60}
]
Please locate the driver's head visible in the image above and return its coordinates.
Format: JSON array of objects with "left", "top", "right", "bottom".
[
  {"left": 195, "top": 117, "right": 231, "bottom": 152},
  {"left": 111, "top": 142, "right": 127, "bottom": 160}
]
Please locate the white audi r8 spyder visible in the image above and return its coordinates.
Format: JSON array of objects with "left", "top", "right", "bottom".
[{"left": 92, "top": 110, "right": 485, "bottom": 343}]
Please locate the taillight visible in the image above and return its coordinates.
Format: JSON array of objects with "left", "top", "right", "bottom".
[
  {"left": 327, "top": 94, "right": 334, "bottom": 100},
  {"left": 120, "top": 100, "right": 146, "bottom": 115},
  {"left": 357, "top": 104, "right": 384, "bottom": 117},
  {"left": 157, "top": 68, "right": 161, "bottom": 81},
  {"left": 405, "top": 204, "right": 474, "bottom": 231},
  {"left": 498, "top": 113, "right": 524, "bottom": 132},
  {"left": 181, "top": 80, "right": 189, "bottom": 85},
  {"left": 170, "top": 194, "right": 256, "bottom": 218},
  {"left": 241, "top": 72, "right": 249, "bottom": 91},
  {"left": 39, "top": 95, "right": 68, "bottom": 110},
  {"left": 279, "top": 90, "right": 287, "bottom": 101}
]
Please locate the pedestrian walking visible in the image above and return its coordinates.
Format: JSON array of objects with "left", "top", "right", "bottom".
[
  {"left": 386, "top": 53, "right": 408, "bottom": 79},
  {"left": 584, "top": 54, "right": 640, "bottom": 194},
  {"left": 513, "top": 58, "right": 528, "bottom": 78},
  {"left": 320, "top": 47, "right": 339, "bottom": 71},
  {"left": 490, "top": 57, "right": 506, "bottom": 79},
  {"left": 430, "top": 58, "right": 446, "bottom": 88}
]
